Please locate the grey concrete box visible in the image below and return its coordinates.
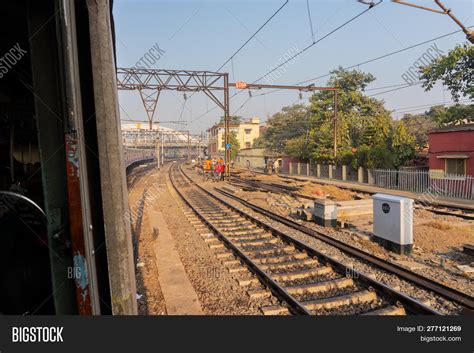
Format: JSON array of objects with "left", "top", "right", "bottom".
[
  {"left": 313, "top": 199, "right": 337, "bottom": 227},
  {"left": 373, "top": 193, "right": 413, "bottom": 254}
]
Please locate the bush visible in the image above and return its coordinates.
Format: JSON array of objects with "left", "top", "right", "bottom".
[{"left": 336, "top": 150, "right": 355, "bottom": 167}]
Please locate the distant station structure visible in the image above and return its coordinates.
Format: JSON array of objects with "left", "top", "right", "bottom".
[{"left": 122, "top": 123, "right": 206, "bottom": 162}]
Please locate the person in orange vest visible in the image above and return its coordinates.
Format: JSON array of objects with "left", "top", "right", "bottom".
[{"left": 220, "top": 163, "right": 226, "bottom": 181}]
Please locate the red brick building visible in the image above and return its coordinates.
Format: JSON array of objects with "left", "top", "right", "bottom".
[{"left": 428, "top": 124, "right": 474, "bottom": 177}]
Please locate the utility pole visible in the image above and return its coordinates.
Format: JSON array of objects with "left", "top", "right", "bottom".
[
  {"left": 187, "top": 131, "right": 191, "bottom": 160},
  {"left": 224, "top": 73, "right": 230, "bottom": 178},
  {"left": 333, "top": 90, "right": 338, "bottom": 159},
  {"left": 155, "top": 132, "right": 161, "bottom": 169},
  {"left": 161, "top": 130, "right": 164, "bottom": 166}
]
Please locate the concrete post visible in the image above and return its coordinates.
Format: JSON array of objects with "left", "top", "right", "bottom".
[
  {"left": 289, "top": 162, "right": 293, "bottom": 175},
  {"left": 358, "top": 167, "right": 364, "bottom": 183},
  {"left": 368, "top": 169, "right": 375, "bottom": 185},
  {"left": 87, "top": 0, "right": 138, "bottom": 315},
  {"left": 342, "top": 165, "right": 347, "bottom": 181},
  {"left": 316, "top": 164, "right": 321, "bottom": 178},
  {"left": 313, "top": 199, "right": 337, "bottom": 227},
  {"left": 328, "top": 164, "right": 333, "bottom": 179},
  {"left": 306, "top": 163, "right": 310, "bottom": 176},
  {"left": 297, "top": 162, "right": 301, "bottom": 175}
]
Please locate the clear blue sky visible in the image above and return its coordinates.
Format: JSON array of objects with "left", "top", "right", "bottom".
[{"left": 114, "top": 0, "right": 473, "bottom": 134}]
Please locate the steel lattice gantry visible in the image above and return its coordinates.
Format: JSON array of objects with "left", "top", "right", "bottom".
[
  {"left": 116, "top": 67, "right": 339, "bottom": 176},
  {"left": 116, "top": 67, "right": 230, "bottom": 173},
  {"left": 116, "top": 68, "right": 230, "bottom": 130}
]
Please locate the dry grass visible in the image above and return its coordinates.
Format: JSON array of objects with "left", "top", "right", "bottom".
[{"left": 421, "top": 221, "right": 452, "bottom": 231}]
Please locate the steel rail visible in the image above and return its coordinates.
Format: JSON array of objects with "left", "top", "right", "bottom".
[
  {"left": 211, "top": 185, "right": 474, "bottom": 312},
  {"left": 169, "top": 164, "right": 312, "bottom": 315},
  {"left": 236, "top": 173, "right": 474, "bottom": 219},
  {"left": 177, "top": 165, "right": 444, "bottom": 315}
]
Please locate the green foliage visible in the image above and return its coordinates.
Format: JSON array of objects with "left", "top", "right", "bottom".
[
  {"left": 219, "top": 115, "right": 242, "bottom": 124},
  {"left": 229, "top": 131, "right": 240, "bottom": 160},
  {"left": 284, "top": 135, "right": 313, "bottom": 160},
  {"left": 426, "top": 104, "right": 474, "bottom": 126},
  {"left": 258, "top": 68, "right": 419, "bottom": 169},
  {"left": 352, "top": 145, "right": 394, "bottom": 169},
  {"left": 309, "top": 67, "right": 393, "bottom": 162},
  {"left": 420, "top": 43, "right": 473, "bottom": 101},
  {"left": 391, "top": 122, "right": 416, "bottom": 168},
  {"left": 252, "top": 136, "right": 265, "bottom": 148},
  {"left": 336, "top": 150, "right": 356, "bottom": 167},
  {"left": 400, "top": 113, "right": 439, "bottom": 148},
  {"left": 260, "top": 104, "right": 310, "bottom": 153}
]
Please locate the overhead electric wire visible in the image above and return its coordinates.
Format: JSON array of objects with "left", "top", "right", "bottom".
[
  {"left": 391, "top": 98, "right": 472, "bottom": 113},
  {"left": 185, "top": 0, "right": 288, "bottom": 125},
  {"left": 364, "top": 81, "right": 422, "bottom": 91},
  {"left": 232, "top": 96, "right": 253, "bottom": 115},
  {"left": 188, "top": 1, "right": 382, "bottom": 125},
  {"left": 368, "top": 81, "right": 423, "bottom": 97},
  {"left": 254, "top": 1, "right": 382, "bottom": 84},
  {"left": 297, "top": 27, "right": 471, "bottom": 86},
  {"left": 250, "top": 27, "right": 468, "bottom": 100},
  {"left": 306, "top": 0, "right": 316, "bottom": 43},
  {"left": 187, "top": 10, "right": 470, "bottom": 126},
  {"left": 216, "top": 0, "right": 289, "bottom": 72}
]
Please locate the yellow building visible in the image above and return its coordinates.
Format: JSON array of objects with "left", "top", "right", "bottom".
[{"left": 207, "top": 117, "right": 260, "bottom": 158}]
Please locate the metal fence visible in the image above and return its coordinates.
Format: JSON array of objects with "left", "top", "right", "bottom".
[
  {"left": 281, "top": 161, "right": 473, "bottom": 200},
  {"left": 372, "top": 169, "right": 474, "bottom": 200}
]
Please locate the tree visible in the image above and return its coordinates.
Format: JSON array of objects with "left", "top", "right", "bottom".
[
  {"left": 391, "top": 122, "right": 416, "bottom": 168},
  {"left": 308, "top": 67, "right": 392, "bottom": 162},
  {"left": 259, "top": 104, "right": 310, "bottom": 154},
  {"left": 420, "top": 43, "right": 473, "bottom": 101},
  {"left": 229, "top": 131, "right": 240, "bottom": 160},
  {"left": 219, "top": 115, "right": 242, "bottom": 124},
  {"left": 256, "top": 68, "right": 420, "bottom": 169},
  {"left": 400, "top": 113, "right": 438, "bottom": 148},
  {"left": 426, "top": 104, "right": 474, "bottom": 126}
]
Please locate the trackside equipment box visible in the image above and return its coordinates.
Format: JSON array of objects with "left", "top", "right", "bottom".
[{"left": 372, "top": 193, "right": 413, "bottom": 255}]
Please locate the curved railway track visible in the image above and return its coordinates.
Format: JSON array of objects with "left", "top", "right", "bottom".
[{"left": 169, "top": 163, "right": 449, "bottom": 315}]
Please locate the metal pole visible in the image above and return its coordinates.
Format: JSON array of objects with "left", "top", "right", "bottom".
[
  {"left": 224, "top": 73, "right": 230, "bottom": 178},
  {"left": 161, "top": 130, "right": 164, "bottom": 166},
  {"left": 187, "top": 131, "right": 190, "bottom": 160},
  {"left": 333, "top": 90, "right": 338, "bottom": 159},
  {"left": 156, "top": 133, "right": 160, "bottom": 169}
]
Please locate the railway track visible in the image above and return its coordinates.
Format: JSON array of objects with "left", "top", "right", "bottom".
[
  {"left": 170, "top": 163, "right": 446, "bottom": 315},
  {"left": 231, "top": 173, "right": 474, "bottom": 220}
]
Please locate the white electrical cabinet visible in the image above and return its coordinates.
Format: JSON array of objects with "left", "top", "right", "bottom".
[{"left": 372, "top": 193, "right": 413, "bottom": 254}]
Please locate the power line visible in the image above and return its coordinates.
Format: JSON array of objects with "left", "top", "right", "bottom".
[
  {"left": 187, "top": 14, "right": 469, "bottom": 127},
  {"left": 249, "top": 28, "right": 466, "bottom": 100},
  {"left": 254, "top": 1, "right": 382, "bottom": 84},
  {"left": 306, "top": 0, "right": 315, "bottom": 43},
  {"left": 297, "top": 27, "right": 469, "bottom": 86},
  {"left": 368, "top": 81, "right": 423, "bottom": 97},
  {"left": 188, "top": 1, "right": 383, "bottom": 124},
  {"left": 216, "top": 0, "right": 289, "bottom": 72},
  {"left": 364, "top": 81, "right": 421, "bottom": 91},
  {"left": 392, "top": 98, "right": 472, "bottom": 113},
  {"left": 185, "top": 0, "right": 288, "bottom": 124},
  {"left": 232, "top": 96, "right": 252, "bottom": 115}
]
